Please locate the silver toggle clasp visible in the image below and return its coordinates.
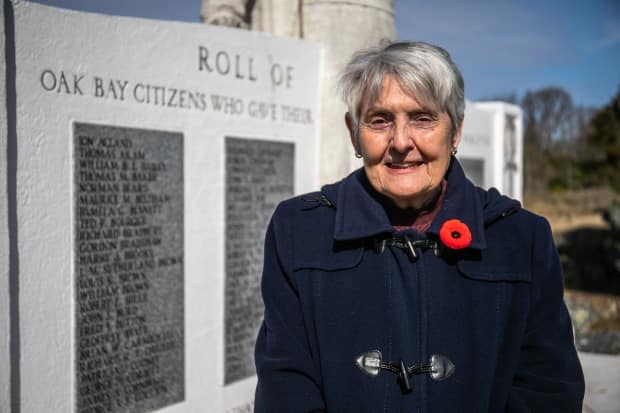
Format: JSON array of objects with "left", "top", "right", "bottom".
[
  {"left": 355, "top": 351, "right": 455, "bottom": 394},
  {"left": 429, "top": 354, "right": 455, "bottom": 381},
  {"left": 355, "top": 350, "right": 382, "bottom": 376}
]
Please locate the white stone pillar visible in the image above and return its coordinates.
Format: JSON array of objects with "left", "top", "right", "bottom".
[
  {"left": 251, "top": 0, "right": 302, "bottom": 38},
  {"left": 302, "top": 0, "right": 395, "bottom": 185}
]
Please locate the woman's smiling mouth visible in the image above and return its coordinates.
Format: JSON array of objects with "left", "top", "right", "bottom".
[{"left": 386, "top": 161, "right": 424, "bottom": 170}]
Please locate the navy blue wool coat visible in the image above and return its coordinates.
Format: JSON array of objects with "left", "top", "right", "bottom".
[{"left": 254, "top": 160, "right": 584, "bottom": 412}]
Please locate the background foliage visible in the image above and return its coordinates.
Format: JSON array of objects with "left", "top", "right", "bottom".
[{"left": 498, "top": 86, "right": 620, "bottom": 294}]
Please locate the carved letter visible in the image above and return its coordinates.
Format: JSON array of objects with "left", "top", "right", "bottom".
[
  {"left": 198, "top": 46, "right": 211, "bottom": 72},
  {"left": 40, "top": 69, "right": 57, "bottom": 91}
]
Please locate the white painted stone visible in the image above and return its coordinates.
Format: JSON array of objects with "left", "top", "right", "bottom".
[
  {"left": 472, "top": 101, "right": 523, "bottom": 201},
  {"left": 251, "top": 0, "right": 302, "bottom": 38},
  {"left": 459, "top": 101, "right": 523, "bottom": 201},
  {"left": 1, "top": 3, "right": 11, "bottom": 413},
  {"left": 459, "top": 100, "right": 496, "bottom": 189},
  {"left": 11, "top": 2, "right": 321, "bottom": 412}
]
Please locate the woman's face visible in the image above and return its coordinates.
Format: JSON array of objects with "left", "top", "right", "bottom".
[{"left": 346, "top": 75, "right": 461, "bottom": 210}]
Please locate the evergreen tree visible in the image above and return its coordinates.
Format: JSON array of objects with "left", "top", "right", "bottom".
[{"left": 586, "top": 87, "right": 620, "bottom": 189}]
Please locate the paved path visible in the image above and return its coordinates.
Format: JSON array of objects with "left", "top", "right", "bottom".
[{"left": 580, "top": 352, "right": 620, "bottom": 413}]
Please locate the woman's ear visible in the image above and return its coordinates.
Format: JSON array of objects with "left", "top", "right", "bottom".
[
  {"left": 451, "top": 119, "right": 463, "bottom": 149},
  {"left": 345, "top": 112, "right": 360, "bottom": 154}
]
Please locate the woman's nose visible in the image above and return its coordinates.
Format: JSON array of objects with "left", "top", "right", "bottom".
[{"left": 391, "top": 121, "right": 413, "bottom": 153}]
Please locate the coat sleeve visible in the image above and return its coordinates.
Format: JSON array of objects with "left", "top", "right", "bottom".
[
  {"left": 506, "top": 217, "right": 585, "bottom": 412},
  {"left": 254, "top": 208, "right": 326, "bottom": 413}
]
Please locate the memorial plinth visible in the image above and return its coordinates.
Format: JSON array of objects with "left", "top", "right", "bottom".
[{"left": 6, "top": 2, "right": 321, "bottom": 412}]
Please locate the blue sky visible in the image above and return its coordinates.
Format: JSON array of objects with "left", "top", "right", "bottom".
[{"left": 30, "top": 0, "right": 620, "bottom": 108}]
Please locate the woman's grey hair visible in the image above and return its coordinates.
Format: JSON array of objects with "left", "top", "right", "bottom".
[{"left": 338, "top": 41, "right": 465, "bottom": 136}]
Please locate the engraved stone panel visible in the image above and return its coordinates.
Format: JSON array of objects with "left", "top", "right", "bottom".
[
  {"left": 224, "top": 137, "right": 294, "bottom": 384},
  {"left": 74, "top": 123, "right": 184, "bottom": 413}
]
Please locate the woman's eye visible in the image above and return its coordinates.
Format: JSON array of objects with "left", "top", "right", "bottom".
[
  {"left": 368, "top": 117, "right": 391, "bottom": 129},
  {"left": 413, "top": 114, "right": 433, "bottom": 122},
  {"left": 409, "top": 114, "right": 437, "bottom": 127}
]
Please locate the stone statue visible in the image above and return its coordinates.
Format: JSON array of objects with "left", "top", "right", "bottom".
[
  {"left": 200, "top": 0, "right": 250, "bottom": 29},
  {"left": 200, "top": 0, "right": 302, "bottom": 37}
]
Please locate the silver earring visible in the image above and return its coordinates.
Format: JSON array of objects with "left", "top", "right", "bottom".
[
  {"left": 355, "top": 152, "right": 363, "bottom": 158},
  {"left": 451, "top": 148, "right": 458, "bottom": 156}
]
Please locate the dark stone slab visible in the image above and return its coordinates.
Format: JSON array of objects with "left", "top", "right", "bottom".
[
  {"left": 224, "top": 137, "right": 294, "bottom": 384},
  {"left": 74, "top": 123, "right": 184, "bottom": 413}
]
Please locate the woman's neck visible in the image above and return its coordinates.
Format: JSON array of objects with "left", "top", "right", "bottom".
[{"left": 387, "top": 180, "right": 447, "bottom": 232}]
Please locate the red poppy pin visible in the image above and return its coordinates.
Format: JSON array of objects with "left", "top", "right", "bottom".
[{"left": 439, "top": 219, "right": 472, "bottom": 250}]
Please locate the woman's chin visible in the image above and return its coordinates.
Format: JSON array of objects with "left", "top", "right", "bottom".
[{"left": 381, "top": 185, "right": 434, "bottom": 209}]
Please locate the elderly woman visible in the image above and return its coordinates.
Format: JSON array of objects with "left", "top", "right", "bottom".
[{"left": 254, "top": 42, "right": 584, "bottom": 412}]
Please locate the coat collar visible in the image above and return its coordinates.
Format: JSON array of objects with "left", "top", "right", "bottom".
[{"left": 324, "top": 159, "right": 488, "bottom": 250}]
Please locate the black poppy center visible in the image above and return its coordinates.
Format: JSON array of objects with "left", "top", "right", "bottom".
[{"left": 451, "top": 231, "right": 461, "bottom": 239}]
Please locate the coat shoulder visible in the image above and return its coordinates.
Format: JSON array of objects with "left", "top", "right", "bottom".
[
  {"left": 272, "top": 190, "right": 337, "bottom": 228},
  {"left": 458, "top": 201, "right": 554, "bottom": 283},
  {"left": 492, "top": 206, "right": 553, "bottom": 244},
  {"left": 270, "top": 186, "right": 364, "bottom": 272}
]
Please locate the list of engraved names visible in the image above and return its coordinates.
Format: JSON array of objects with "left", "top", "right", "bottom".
[
  {"left": 75, "top": 123, "right": 184, "bottom": 413},
  {"left": 225, "top": 137, "right": 294, "bottom": 384}
]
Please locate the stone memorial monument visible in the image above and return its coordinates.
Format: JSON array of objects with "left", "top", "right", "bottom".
[
  {"left": 2, "top": 2, "right": 320, "bottom": 412},
  {"left": 460, "top": 101, "right": 523, "bottom": 200},
  {"left": 1, "top": 2, "right": 523, "bottom": 413}
]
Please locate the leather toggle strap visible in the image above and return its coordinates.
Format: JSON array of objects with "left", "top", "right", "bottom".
[
  {"left": 373, "top": 236, "right": 438, "bottom": 261},
  {"left": 356, "top": 350, "right": 455, "bottom": 394}
]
